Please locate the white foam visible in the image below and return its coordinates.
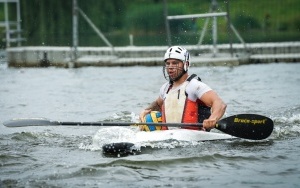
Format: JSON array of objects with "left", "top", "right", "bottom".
[{"left": 83, "top": 127, "right": 234, "bottom": 152}]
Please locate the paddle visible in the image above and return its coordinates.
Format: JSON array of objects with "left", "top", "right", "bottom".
[{"left": 3, "top": 114, "right": 273, "bottom": 140}]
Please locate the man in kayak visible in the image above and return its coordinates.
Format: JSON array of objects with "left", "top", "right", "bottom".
[{"left": 139, "top": 46, "right": 227, "bottom": 131}]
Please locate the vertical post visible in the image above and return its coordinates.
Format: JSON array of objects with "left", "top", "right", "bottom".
[
  {"left": 72, "top": 0, "right": 78, "bottom": 61},
  {"left": 129, "top": 34, "right": 133, "bottom": 46},
  {"left": 16, "top": 0, "right": 21, "bottom": 46},
  {"left": 212, "top": 15, "right": 217, "bottom": 56},
  {"left": 225, "top": 0, "right": 233, "bottom": 57},
  {"left": 163, "top": 0, "right": 171, "bottom": 46},
  {"left": 212, "top": 0, "right": 218, "bottom": 56},
  {"left": 4, "top": 1, "right": 10, "bottom": 48}
]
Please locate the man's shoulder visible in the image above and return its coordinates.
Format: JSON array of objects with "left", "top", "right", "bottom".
[
  {"left": 187, "top": 77, "right": 210, "bottom": 90},
  {"left": 160, "top": 82, "right": 170, "bottom": 91},
  {"left": 188, "top": 76, "right": 203, "bottom": 84}
]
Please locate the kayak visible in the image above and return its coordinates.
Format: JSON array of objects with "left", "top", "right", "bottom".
[
  {"left": 100, "top": 128, "right": 236, "bottom": 156},
  {"left": 3, "top": 114, "right": 274, "bottom": 157},
  {"left": 135, "top": 128, "right": 235, "bottom": 142}
]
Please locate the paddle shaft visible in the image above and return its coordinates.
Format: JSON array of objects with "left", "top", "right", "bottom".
[{"left": 31, "top": 120, "right": 203, "bottom": 127}]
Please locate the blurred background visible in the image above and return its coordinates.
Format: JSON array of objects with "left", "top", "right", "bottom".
[{"left": 0, "top": 0, "right": 299, "bottom": 48}]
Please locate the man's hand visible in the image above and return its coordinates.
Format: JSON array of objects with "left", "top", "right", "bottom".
[
  {"left": 203, "top": 118, "right": 217, "bottom": 130},
  {"left": 139, "top": 109, "right": 152, "bottom": 122}
]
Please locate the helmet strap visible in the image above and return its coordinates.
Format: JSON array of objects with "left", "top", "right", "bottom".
[{"left": 184, "top": 61, "right": 189, "bottom": 71}]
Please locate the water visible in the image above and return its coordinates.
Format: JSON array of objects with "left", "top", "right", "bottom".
[{"left": 1, "top": 62, "right": 300, "bottom": 187}]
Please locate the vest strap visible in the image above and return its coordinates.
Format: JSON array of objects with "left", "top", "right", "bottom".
[{"left": 187, "top": 74, "right": 201, "bottom": 82}]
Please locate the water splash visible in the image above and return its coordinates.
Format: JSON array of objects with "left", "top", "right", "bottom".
[
  {"left": 83, "top": 127, "right": 138, "bottom": 151},
  {"left": 272, "top": 113, "right": 300, "bottom": 139},
  {"left": 102, "top": 111, "right": 139, "bottom": 122},
  {"left": 274, "top": 113, "right": 300, "bottom": 124}
]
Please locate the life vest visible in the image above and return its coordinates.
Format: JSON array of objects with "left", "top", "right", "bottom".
[{"left": 162, "top": 74, "right": 211, "bottom": 130}]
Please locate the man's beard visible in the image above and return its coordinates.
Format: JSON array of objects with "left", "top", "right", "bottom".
[{"left": 163, "top": 66, "right": 186, "bottom": 82}]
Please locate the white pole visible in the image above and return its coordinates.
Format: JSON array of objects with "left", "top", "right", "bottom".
[
  {"left": 78, "top": 7, "right": 114, "bottom": 55},
  {"left": 212, "top": 15, "right": 218, "bottom": 56},
  {"left": 16, "top": 0, "right": 21, "bottom": 46},
  {"left": 212, "top": 0, "right": 218, "bottom": 56},
  {"left": 72, "top": 0, "right": 78, "bottom": 61},
  {"left": 4, "top": 1, "right": 10, "bottom": 48},
  {"left": 129, "top": 34, "right": 133, "bottom": 46},
  {"left": 167, "top": 12, "right": 226, "bottom": 20}
]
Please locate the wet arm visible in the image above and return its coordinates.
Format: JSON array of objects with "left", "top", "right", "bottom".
[{"left": 200, "top": 90, "right": 227, "bottom": 129}]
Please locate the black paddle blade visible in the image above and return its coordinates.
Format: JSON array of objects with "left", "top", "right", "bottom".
[
  {"left": 102, "top": 142, "right": 141, "bottom": 157},
  {"left": 216, "top": 114, "right": 274, "bottom": 140}
]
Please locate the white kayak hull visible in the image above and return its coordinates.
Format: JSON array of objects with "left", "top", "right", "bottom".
[
  {"left": 99, "top": 128, "right": 236, "bottom": 156},
  {"left": 94, "top": 127, "right": 235, "bottom": 147},
  {"left": 135, "top": 129, "right": 235, "bottom": 143}
]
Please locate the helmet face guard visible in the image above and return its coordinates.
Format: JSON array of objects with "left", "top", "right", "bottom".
[
  {"left": 163, "top": 64, "right": 186, "bottom": 82},
  {"left": 163, "top": 46, "right": 190, "bottom": 82}
]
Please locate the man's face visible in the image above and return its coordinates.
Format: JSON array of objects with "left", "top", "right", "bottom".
[{"left": 165, "top": 59, "right": 184, "bottom": 81}]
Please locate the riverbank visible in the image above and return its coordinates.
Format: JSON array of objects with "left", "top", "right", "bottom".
[{"left": 6, "top": 41, "right": 300, "bottom": 68}]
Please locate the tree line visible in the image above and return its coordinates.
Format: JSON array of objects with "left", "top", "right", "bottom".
[{"left": 0, "top": 0, "right": 299, "bottom": 48}]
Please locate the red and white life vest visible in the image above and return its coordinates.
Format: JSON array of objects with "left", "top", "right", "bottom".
[{"left": 161, "top": 74, "right": 211, "bottom": 130}]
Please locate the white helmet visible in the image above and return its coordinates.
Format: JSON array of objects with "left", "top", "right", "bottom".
[{"left": 164, "top": 46, "right": 190, "bottom": 71}]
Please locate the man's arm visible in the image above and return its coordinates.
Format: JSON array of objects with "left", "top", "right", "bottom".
[
  {"left": 139, "top": 97, "right": 163, "bottom": 122},
  {"left": 200, "top": 90, "right": 227, "bottom": 130}
]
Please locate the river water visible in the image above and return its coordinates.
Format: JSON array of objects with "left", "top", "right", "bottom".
[{"left": 1, "top": 62, "right": 300, "bottom": 187}]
